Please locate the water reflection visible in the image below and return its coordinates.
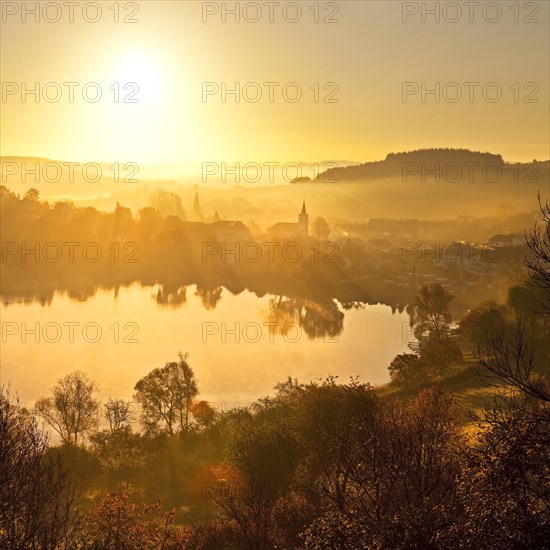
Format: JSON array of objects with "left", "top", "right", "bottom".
[
  {"left": 0, "top": 283, "right": 411, "bottom": 409},
  {"left": 265, "top": 296, "right": 345, "bottom": 340},
  {"left": 195, "top": 286, "right": 223, "bottom": 310},
  {"left": 154, "top": 285, "right": 350, "bottom": 340},
  {"left": 2, "top": 282, "right": 363, "bottom": 341},
  {"left": 155, "top": 285, "right": 187, "bottom": 307}
]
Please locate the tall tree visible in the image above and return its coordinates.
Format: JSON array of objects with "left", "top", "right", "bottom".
[
  {"left": 148, "top": 189, "right": 185, "bottom": 219},
  {"left": 311, "top": 217, "right": 331, "bottom": 240},
  {"left": 526, "top": 194, "right": 550, "bottom": 312},
  {"left": 472, "top": 198, "right": 550, "bottom": 416},
  {"left": 461, "top": 201, "right": 550, "bottom": 546},
  {"left": 458, "top": 326, "right": 549, "bottom": 548},
  {"left": 193, "top": 191, "right": 203, "bottom": 220},
  {"left": 134, "top": 352, "right": 199, "bottom": 435},
  {"left": 1, "top": 388, "right": 76, "bottom": 548},
  {"left": 303, "top": 387, "right": 464, "bottom": 549},
  {"left": 24, "top": 188, "right": 39, "bottom": 201},
  {"left": 104, "top": 397, "right": 134, "bottom": 431},
  {"left": 35, "top": 371, "right": 99, "bottom": 446},
  {"left": 410, "top": 282, "right": 453, "bottom": 341}
]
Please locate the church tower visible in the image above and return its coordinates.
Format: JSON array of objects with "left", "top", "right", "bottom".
[{"left": 298, "top": 200, "right": 309, "bottom": 237}]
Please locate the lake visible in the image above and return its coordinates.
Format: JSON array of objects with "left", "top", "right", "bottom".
[{"left": 1, "top": 283, "right": 411, "bottom": 412}]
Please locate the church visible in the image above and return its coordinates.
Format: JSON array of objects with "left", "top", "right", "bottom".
[{"left": 267, "top": 202, "right": 309, "bottom": 240}]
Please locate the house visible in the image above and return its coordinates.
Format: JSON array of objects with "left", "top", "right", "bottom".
[{"left": 206, "top": 221, "right": 250, "bottom": 241}]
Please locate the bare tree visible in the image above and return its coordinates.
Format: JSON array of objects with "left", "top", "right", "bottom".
[
  {"left": 473, "top": 318, "right": 550, "bottom": 410},
  {"left": 148, "top": 189, "right": 185, "bottom": 219},
  {"left": 473, "top": 197, "right": 550, "bottom": 420},
  {"left": 526, "top": 193, "right": 550, "bottom": 311},
  {"left": 35, "top": 371, "right": 100, "bottom": 445},
  {"left": 302, "top": 387, "right": 464, "bottom": 549},
  {"left": 1, "top": 387, "right": 76, "bottom": 549},
  {"left": 207, "top": 467, "right": 275, "bottom": 550},
  {"left": 104, "top": 397, "right": 134, "bottom": 431}
]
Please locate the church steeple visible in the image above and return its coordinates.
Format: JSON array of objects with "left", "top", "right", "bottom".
[{"left": 298, "top": 200, "right": 309, "bottom": 237}]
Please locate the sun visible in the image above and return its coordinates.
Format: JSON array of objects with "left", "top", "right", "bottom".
[
  {"left": 110, "top": 52, "right": 161, "bottom": 102},
  {"left": 97, "top": 47, "right": 197, "bottom": 164}
]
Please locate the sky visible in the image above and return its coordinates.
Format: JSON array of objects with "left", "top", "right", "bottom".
[{"left": 1, "top": 0, "right": 549, "bottom": 167}]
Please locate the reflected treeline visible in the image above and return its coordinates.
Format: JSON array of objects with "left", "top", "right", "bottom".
[
  {"left": 265, "top": 295, "right": 345, "bottom": 340},
  {"left": 1, "top": 278, "right": 412, "bottom": 313},
  {"left": 155, "top": 285, "right": 225, "bottom": 310},
  {"left": 1, "top": 284, "right": 102, "bottom": 308},
  {"left": 1, "top": 278, "right": 367, "bottom": 341},
  {"left": 195, "top": 286, "right": 223, "bottom": 310},
  {"left": 155, "top": 284, "right": 187, "bottom": 307}
]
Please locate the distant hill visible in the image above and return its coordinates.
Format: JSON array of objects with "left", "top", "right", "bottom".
[
  {"left": 311, "top": 148, "right": 547, "bottom": 183},
  {"left": 2, "top": 150, "right": 548, "bottom": 224}
]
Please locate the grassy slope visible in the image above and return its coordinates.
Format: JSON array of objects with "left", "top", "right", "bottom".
[{"left": 378, "top": 354, "right": 495, "bottom": 429}]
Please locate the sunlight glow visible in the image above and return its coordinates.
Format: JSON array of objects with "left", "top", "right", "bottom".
[{"left": 111, "top": 51, "right": 161, "bottom": 102}]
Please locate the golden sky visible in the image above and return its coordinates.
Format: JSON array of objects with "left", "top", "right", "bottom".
[{"left": 1, "top": 0, "right": 549, "bottom": 166}]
